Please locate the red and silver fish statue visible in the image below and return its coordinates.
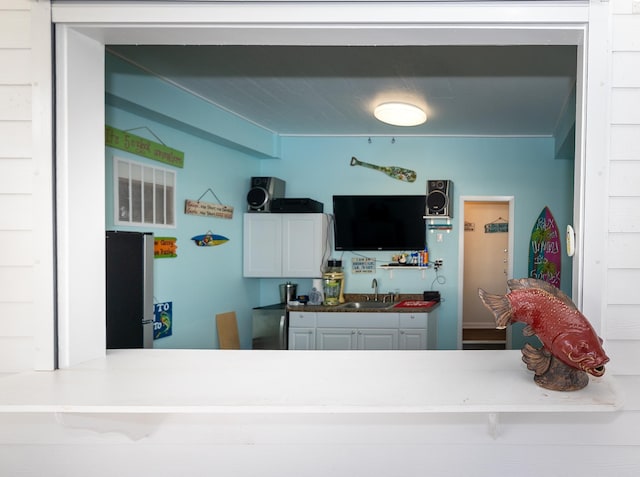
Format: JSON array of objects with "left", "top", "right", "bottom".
[{"left": 479, "top": 278, "right": 609, "bottom": 390}]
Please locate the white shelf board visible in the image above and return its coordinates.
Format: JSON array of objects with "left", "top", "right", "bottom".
[{"left": 0, "top": 349, "right": 622, "bottom": 415}]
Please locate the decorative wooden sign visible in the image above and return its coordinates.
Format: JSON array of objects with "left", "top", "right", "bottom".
[
  {"left": 184, "top": 200, "right": 234, "bottom": 219},
  {"left": 154, "top": 237, "right": 178, "bottom": 258},
  {"left": 485, "top": 222, "right": 508, "bottom": 233},
  {"left": 105, "top": 125, "right": 184, "bottom": 168},
  {"left": 185, "top": 188, "right": 234, "bottom": 219},
  {"left": 351, "top": 257, "right": 375, "bottom": 273}
]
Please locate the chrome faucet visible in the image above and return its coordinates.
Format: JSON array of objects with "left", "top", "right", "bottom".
[{"left": 371, "top": 278, "right": 378, "bottom": 301}]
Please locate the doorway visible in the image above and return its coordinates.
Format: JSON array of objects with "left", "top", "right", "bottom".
[{"left": 458, "top": 196, "right": 514, "bottom": 350}]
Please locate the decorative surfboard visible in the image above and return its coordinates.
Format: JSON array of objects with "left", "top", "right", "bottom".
[
  {"left": 191, "top": 232, "right": 229, "bottom": 247},
  {"left": 528, "top": 206, "right": 561, "bottom": 288}
]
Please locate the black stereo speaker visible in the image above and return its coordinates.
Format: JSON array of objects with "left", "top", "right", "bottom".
[
  {"left": 426, "top": 180, "right": 453, "bottom": 218},
  {"left": 247, "top": 177, "right": 286, "bottom": 212}
]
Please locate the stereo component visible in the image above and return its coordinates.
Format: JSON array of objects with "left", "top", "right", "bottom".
[
  {"left": 270, "top": 198, "right": 324, "bottom": 213},
  {"left": 426, "top": 180, "right": 453, "bottom": 218},
  {"left": 247, "top": 177, "right": 286, "bottom": 212}
]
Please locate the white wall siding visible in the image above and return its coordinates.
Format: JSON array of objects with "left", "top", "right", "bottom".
[
  {"left": 607, "top": 0, "right": 640, "bottom": 374},
  {"left": 0, "top": 0, "right": 40, "bottom": 371}
]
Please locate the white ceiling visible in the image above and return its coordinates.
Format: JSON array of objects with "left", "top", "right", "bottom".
[{"left": 107, "top": 44, "right": 577, "bottom": 137}]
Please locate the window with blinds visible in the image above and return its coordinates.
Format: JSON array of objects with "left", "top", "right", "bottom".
[{"left": 114, "top": 157, "right": 176, "bottom": 227}]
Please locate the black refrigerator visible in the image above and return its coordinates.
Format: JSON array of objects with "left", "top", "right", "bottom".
[{"left": 106, "top": 231, "right": 155, "bottom": 349}]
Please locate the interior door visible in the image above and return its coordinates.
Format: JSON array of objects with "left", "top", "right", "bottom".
[{"left": 462, "top": 201, "right": 510, "bottom": 330}]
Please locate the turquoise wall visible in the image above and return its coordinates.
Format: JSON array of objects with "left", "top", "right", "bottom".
[
  {"left": 106, "top": 53, "right": 574, "bottom": 350},
  {"left": 268, "top": 136, "right": 574, "bottom": 349}
]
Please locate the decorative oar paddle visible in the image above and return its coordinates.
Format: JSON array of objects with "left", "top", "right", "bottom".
[{"left": 350, "top": 156, "right": 417, "bottom": 183}]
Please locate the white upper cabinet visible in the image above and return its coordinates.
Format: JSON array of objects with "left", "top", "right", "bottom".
[{"left": 243, "top": 213, "right": 328, "bottom": 278}]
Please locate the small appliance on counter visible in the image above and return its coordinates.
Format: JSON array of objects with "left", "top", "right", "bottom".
[
  {"left": 251, "top": 303, "right": 287, "bottom": 350},
  {"left": 279, "top": 282, "right": 298, "bottom": 303},
  {"left": 322, "top": 259, "right": 345, "bottom": 305},
  {"left": 423, "top": 291, "right": 441, "bottom": 302}
]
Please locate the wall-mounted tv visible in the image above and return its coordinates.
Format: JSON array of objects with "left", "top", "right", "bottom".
[{"left": 333, "top": 195, "right": 426, "bottom": 251}]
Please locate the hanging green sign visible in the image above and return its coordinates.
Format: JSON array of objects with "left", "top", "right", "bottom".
[{"left": 105, "top": 125, "right": 184, "bottom": 168}]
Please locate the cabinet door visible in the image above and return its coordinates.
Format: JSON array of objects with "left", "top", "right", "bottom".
[
  {"left": 317, "top": 328, "right": 357, "bottom": 350},
  {"left": 288, "top": 327, "right": 316, "bottom": 350},
  {"left": 357, "top": 329, "right": 398, "bottom": 350},
  {"left": 243, "top": 214, "right": 282, "bottom": 277},
  {"left": 282, "top": 214, "right": 327, "bottom": 278},
  {"left": 399, "top": 329, "right": 427, "bottom": 350}
]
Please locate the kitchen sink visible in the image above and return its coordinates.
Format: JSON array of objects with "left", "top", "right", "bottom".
[{"left": 339, "top": 301, "right": 392, "bottom": 309}]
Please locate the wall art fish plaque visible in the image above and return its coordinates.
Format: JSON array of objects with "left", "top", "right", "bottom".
[{"left": 478, "top": 278, "right": 609, "bottom": 392}]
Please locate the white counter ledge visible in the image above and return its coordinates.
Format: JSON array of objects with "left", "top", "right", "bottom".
[{"left": 0, "top": 349, "right": 622, "bottom": 414}]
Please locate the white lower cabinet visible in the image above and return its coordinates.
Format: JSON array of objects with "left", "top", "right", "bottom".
[
  {"left": 289, "top": 310, "right": 438, "bottom": 350},
  {"left": 317, "top": 327, "right": 399, "bottom": 350}
]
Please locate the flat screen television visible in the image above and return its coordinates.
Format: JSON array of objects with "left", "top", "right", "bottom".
[{"left": 333, "top": 195, "right": 426, "bottom": 251}]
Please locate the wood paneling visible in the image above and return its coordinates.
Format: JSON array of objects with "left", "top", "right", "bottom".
[
  {"left": 0, "top": 122, "right": 31, "bottom": 158},
  {"left": 608, "top": 233, "right": 640, "bottom": 268},
  {"left": 0, "top": 302, "right": 34, "bottom": 337},
  {"left": 609, "top": 161, "right": 640, "bottom": 196},
  {"left": 612, "top": 52, "right": 640, "bottom": 87},
  {"left": 608, "top": 197, "right": 640, "bottom": 233},
  {"left": 611, "top": 89, "right": 640, "bottom": 124},
  {"left": 0, "top": 337, "right": 33, "bottom": 371},
  {"left": 0, "top": 159, "right": 32, "bottom": 193},
  {"left": 0, "top": 231, "right": 32, "bottom": 266},
  {"left": 610, "top": 125, "right": 640, "bottom": 160},
  {"left": 0, "top": 267, "right": 33, "bottom": 303},
  {"left": 607, "top": 269, "right": 640, "bottom": 305},
  {"left": 0, "top": 86, "right": 31, "bottom": 120},
  {"left": 0, "top": 50, "right": 30, "bottom": 84},
  {"left": 0, "top": 196, "right": 32, "bottom": 230},
  {"left": 0, "top": 11, "right": 30, "bottom": 49},
  {"left": 606, "top": 304, "right": 640, "bottom": 340},
  {"left": 612, "top": 15, "right": 640, "bottom": 50}
]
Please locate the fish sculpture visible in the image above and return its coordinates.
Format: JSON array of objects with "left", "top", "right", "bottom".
[
  {"left": 350, "top": 156, "right": 417, "bottom": 182},
  {"left": 478, "top": 278, "right": 609, "bottom": 391}
]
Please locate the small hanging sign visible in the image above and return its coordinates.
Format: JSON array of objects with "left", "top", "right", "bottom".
[
  {"left": 154, "top": 237, "right": 178, "bottom": 258},
  {"left": 185, "top": 200, "right": 234, "bottom": 219},
  {"left": 185, "top": 188, "right": 234, "bottom": 219},
  {"left": 351, "top": 257, "right": 376, "bottom": 273},
  {"left": 191, "top": 230, "right": 229, "bottom": 247},
  {"left": 485, "top": 222, "right": 509, "bottom": 233},
  {"left": 105, "top": 125, "right": 184, "bottom": 168},
  {"left": 154, "top": 301, "right": 173, "bottom": 340}
]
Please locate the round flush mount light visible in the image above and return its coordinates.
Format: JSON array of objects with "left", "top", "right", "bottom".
[{"left": 374, "top": 102, "right": 427, "bottom": 127}]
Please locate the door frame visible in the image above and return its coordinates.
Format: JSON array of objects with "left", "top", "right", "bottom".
[{"left": 457, "top": 196, "right": 514, "bottom": 350}]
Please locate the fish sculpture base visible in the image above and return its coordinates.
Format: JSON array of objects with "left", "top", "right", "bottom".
[{"left": 522, "top": 343, "right": 589, "bottom": 392}]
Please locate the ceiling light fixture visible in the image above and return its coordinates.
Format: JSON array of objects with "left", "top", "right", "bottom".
[{"left": 374, "top": 102, "right": 427, "bottom": 127}]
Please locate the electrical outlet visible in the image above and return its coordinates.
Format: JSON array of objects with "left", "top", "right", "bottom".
[{"left": 434, "top": 259, "right": 443, "bottom": 270}]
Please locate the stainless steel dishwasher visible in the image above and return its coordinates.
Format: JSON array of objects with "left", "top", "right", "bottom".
[{"left": 251, "top": 304, "right": 287, "bottom": 349}]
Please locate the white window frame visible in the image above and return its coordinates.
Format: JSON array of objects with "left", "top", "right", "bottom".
[{"left": 113, "top": 156, "right": 176, "bottom": 228}]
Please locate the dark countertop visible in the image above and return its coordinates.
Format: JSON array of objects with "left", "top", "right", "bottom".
[{"left": 287, "top": 293, "right": 440, "bottom": 313}]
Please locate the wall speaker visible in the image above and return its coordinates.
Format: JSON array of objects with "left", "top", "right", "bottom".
[
  {"left": 426, "top": 180, "right": 453, "bottom": 218},
  {"left": 247, "top": 177, "right": 286, "bottom": 212}
]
